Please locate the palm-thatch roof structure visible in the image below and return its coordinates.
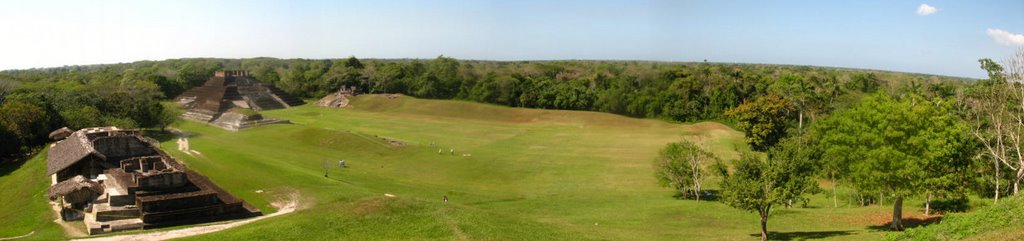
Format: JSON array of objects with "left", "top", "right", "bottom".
[
  {"left": 47, "top": 175, "right": 103, "bottom": 201},
  {"left": 47, "top": 131, "right": 104, "bottom": 176},
  {"left": 49, "top": 127, "right": 73, "bottom": 141}
]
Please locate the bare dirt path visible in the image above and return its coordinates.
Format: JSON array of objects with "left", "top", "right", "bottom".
[
  {"left": 0, "top": 231, "right": 35, "bottom": 241},
  {"left": 74, "top": 195, "right": 299, "bottom": 241},
  {"left": 50, "top": 202, "right": 88, "bottom": 238}
]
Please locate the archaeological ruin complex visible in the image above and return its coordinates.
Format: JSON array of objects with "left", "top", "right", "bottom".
[
  {"left": 176, "top": 70, "right": 303, "bottom": 131},
  {"left": 46, "top": 127, "right": 260, "bottom": 235}
]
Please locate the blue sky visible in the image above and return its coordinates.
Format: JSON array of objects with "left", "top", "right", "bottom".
[{"left": 1, "top": 0, "right": 1021, "bottom": 78}]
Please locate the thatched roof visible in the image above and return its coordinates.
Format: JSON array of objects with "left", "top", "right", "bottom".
[
  {"left": 47, "top": 131, "right": 105, "bottom": 176},
  {"left": 48, "top": 127, "right": 72, "bottom": 141},
  {"left": 47, "top": 175, "right": 103, "bottom": 201}
]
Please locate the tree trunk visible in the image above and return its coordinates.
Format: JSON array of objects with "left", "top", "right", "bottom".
[
  {"left": 996, "top": 161, "right": 1001, "bottom": 204},
  {"left": 759, "top": 213, "right": 769, "bottom": 241},
  {"left": 799, "top": 110, "right": 804, "bottom": 132},
  {"left": 1015, "top": 169, "right": 1022, "bottom": 195},
  {"left": 691, "top": 155, "right": 702, "bottom": 201},
  {"left": 797, "top": 109, "right": 805, "bottom": 149},
  {"left": 891, "top": 196, "right": 904, "bottom": 231},
  {"left": 832, "top": 174, "right": 838, "bottom": 208},
  {"left": 693, "top": 164, "right": 701, "bottom": 202},
  {"left": 924, "top": 192, "right": 931, "bottom": 216}
]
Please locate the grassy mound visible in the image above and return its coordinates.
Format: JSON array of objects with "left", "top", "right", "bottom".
[{"left": 885, "top": 196, "right": 1024, "bottom": 241}]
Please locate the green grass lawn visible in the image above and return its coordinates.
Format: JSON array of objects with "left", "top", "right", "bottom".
[
  {"left": 0, "top": 151, "right": 66, "bottom": 240},
  {"left": 0, "top": 94, "right": 944, "bottom": 240}
]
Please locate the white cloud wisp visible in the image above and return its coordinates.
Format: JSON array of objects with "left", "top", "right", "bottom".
[
  {"left": 987, "top": 28, "right": 1024, "bottom": 46},
  {"left": 917, "top": 4, "right": 938, "bottom": 16}
]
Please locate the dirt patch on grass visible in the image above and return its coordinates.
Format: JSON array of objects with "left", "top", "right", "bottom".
[
  {"left": 349, "top": 197, "right": 388, "bottom": 216},
  {"left": 837, "top": 209, "right": 942, "bottom": 229},
  {"left": 50, "top": 202, "right": 88, "bottom": 238}
]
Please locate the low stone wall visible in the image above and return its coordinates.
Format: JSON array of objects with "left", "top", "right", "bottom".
[
  {"left": 136, "top": 171, "right": 187, "bottom": 190},
  {"left": 96, "top": 208, "right": 140, "bottom": 222},
  {"left": 140, "top": 202, "right": 247, "bottom": 225},
  {"left": 137, "top": 191, "right": 220, "bottom": 213},
  {"left": 92, "top": 136, "right": 155, "bottom": 160}
]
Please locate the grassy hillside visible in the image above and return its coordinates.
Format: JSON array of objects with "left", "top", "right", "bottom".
[
  {"left": 0, "top": 94, "right": 934, "bottom": 240},
  {"left": 0, "top": 150, "right": 70, "bottom": 240},
  {"left": 169, "top": 95, "right": 901, "bottom": 240}
]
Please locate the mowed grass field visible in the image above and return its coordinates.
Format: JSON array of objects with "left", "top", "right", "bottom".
[{"left": 0, "top": 94, "right": 916, "bottom": 240}]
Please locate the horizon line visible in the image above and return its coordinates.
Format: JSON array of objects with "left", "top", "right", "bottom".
[{"left": 0, "top": 56, "right": 979, "bottom": 80}]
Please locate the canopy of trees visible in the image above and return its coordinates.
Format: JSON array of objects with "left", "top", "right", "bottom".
[
  {"left": 812, "top": 93, "right": 973, "bottom": 230},
  {"left": 0, "top": 56, "right": 965, "bottom": 161},
  {"left": 726, "top": 95, "right": 795, "bottom": 151}
]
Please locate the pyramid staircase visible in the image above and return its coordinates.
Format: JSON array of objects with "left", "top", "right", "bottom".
[{"left": 267, "top": 86, "right": 305, "bottom": 107}]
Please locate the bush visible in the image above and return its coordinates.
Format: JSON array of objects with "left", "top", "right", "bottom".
[
  {"left": 930, "top": 195, "right": 970, "bottom": 213},
  {"left": 886, "top": 196, "right": 1024, "bottom": 241}
]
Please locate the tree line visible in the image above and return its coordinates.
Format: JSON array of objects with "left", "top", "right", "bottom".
[
  {"left": 1, "top": 56, "right": 962, "bottom": 161},
  {"left": 654, "top": 49, "right": 1024, "bottom": 240}
]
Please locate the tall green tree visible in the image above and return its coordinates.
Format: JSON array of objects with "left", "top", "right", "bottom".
[
  {"left": 176, "top": 62, "right": 220, "bottom": 89},
  {"left": 964, "top": 57, "right": 1023, "bottom": 202},
  {"left": 653, "top": 139, "right": 719, "bottom": 201},
  {"left": 0, "top": 102, "right": 50, "bottom": 157},
  {"left": 720, "top": 150, "right": 814, "bottom": 241},
  {"left": 847, "top": 73, "right": 882, "bottom": 93},
  {"left": 770, "top": 74, "right": 815, "bottom": 135},
  {"left": 726, "top": 95, "right": 795, "bottom": 151},
  {"left": 814, "top": 93, "right": 973, "bottom": 230},
  {"left": 769, "top": 137, "right": 820, "bottom": 208}
]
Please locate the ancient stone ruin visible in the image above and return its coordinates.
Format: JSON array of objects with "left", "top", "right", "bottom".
[
  {"left": 46, "top": 127, "right": 261, "bottom": 235},
  {"left": 315, "top": 86, "right": 359, "bottom": 108},
  {"left": 176, "top": 70, "right": 303, "bottom": 131}
]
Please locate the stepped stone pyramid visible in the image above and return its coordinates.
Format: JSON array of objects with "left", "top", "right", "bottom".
[{"left": 175, "top": 70, "right": 303, "bottom": 130}]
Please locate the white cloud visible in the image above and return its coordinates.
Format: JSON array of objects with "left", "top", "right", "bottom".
[
  {"left": 917, "top": 4, "right": 938, "bottom": 16},
  {"left": 987, "top": 28, "right": 1024, "bottom": 46}
]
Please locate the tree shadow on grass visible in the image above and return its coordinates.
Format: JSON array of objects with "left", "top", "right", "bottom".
[
  {"left": 867, "top": 216, "right": 943, "bottom": 231},
  {"left": 0, "top": 154, "right": 31, "bottom": 178},
  {"left": 748, "top": 230, "right": 855, "bottom": 240},
  {"left": 147, "top": 129, "right": 201, "bottom": 143},
  {"left": 672, "top": 189, "right": 722, "bottom": 202}
]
